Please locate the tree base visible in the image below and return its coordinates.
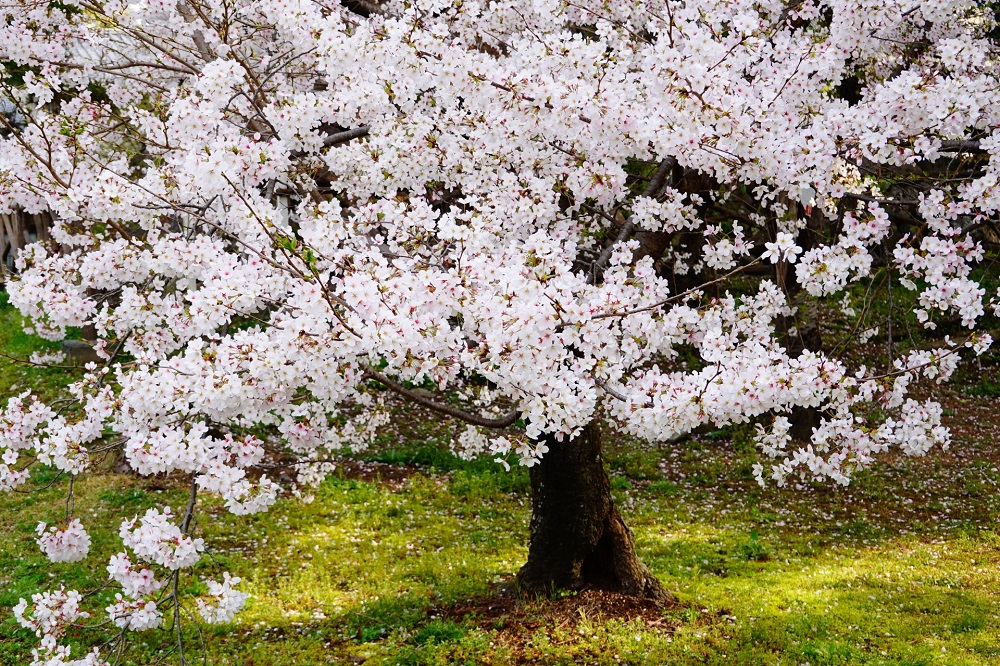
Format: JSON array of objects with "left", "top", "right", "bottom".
[
  {"left": 516, "top": 508, "right": 673, "bottom": 604},
  {"left": 515, "top": 422, "right": 674, "bottom": 605}
]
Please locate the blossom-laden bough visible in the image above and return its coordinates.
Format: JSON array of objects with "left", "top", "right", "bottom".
[{"left": 1, "top": 0, "right": 999, "bottom": 661}]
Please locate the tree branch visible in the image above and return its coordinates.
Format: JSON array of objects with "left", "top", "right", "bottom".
[
  {"left": 322, "top": 125, "right": 371, "bottom": 148},
  {"left": 363, "top": 368, "right": 519, "bottom": 428},
  {"left": 938, "top": 140, "right": 984, "bottom": 154},
  {"left": 590, "top": 157, "right": 676, "bottom": 282}
]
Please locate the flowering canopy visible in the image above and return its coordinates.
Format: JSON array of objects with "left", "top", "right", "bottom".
[{"left": 1, "top": 0, "right": 999, "bottom": 661}]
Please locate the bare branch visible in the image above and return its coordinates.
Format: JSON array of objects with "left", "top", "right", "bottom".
[
  {"left": 322, "top": 125, "right": 371, "bottom": 148},
  {"left": 938, "top": 140, "right": 984, "bottom": 154}
]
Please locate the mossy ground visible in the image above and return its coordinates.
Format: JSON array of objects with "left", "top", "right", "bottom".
[{"left": 1, "top": 299, "right": 1000, "bottom": 665}]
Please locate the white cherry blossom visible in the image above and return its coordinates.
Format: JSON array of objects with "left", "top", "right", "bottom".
[
  {"left": 35, "top": 520, "right": 91, "bottom": 564},
  {"left": 1, "top": 0, "right": 998, "bottom": 658}
]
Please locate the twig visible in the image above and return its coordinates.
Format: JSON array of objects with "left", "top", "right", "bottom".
[
  {"left": 65, "top": 475, "right": 75, "bottom": 522},
  {"left": 585, "top": 258, "right": 762, "bottom": 324}
]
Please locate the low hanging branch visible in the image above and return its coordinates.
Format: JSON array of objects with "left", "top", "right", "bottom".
[{"left": 362, "top": 368, "right": 519, "bottom": 429}]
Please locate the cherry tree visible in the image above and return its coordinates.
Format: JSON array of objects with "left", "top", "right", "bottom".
[{"left": 2, "top": 0, "right": 999, "bottom": 661}]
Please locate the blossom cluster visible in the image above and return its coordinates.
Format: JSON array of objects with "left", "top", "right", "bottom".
[
  {"left": 35, "top": 520, "right": 91, "bottom": 563},
  {"left": 14, "top": 589, "right": 106, "bottom": 666},
  {"left": 119, "top": 508, "right": 204, "bottom": 570},
  {"left": 195, "top": 573, "right": 248, "bottom": 624}
]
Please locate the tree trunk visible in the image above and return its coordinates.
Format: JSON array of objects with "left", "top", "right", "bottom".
[
  {"left": 776, "top": 204, "right": 825, "bottom": 442},
  {"left": 516, "top": 422, "right": 673, "bottom": 603}
]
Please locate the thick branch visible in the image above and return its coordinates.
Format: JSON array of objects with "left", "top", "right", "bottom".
[
  {"left": 322, "top": 125, "right": 371, "bottom": 148},
  {"left": 590, "top": 157, "right": 676, "bottom": 282},
  {"left": 938, "top": 140, "right": 984, "bottom": 154},
  {"left": 841, "top": 192, "right": 919, "bottom": 206}
]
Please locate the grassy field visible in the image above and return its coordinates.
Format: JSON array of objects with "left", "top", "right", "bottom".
[{"left": 1, "top": 298, "right": 1000, "bottom": 665}]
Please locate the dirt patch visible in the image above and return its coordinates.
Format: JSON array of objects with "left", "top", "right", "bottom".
[
  {"left": 248, "top": 433, "right": 422, "bottom": 491},
  {"left": 433, "top": 583, "right": 680, "bottom": 650},
  {"left": 333, "top": 458, "right": 418, "bottom": 490}
]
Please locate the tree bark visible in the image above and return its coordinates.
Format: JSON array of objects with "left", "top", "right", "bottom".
[{"left": 516, "top": 422, "right": 673, "bottom": 603}]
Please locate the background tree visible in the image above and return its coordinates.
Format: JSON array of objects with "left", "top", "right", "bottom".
[{"left": 1, "top": 0, "right": 999, "bottom": 662}]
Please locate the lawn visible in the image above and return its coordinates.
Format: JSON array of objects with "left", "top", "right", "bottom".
[{"left": 1, "top": 298, "right": 1000, "bottom": 665}]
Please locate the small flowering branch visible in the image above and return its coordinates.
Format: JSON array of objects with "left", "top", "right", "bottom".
[
  {"left": 862, "top": 336, "right": 980, "bottom": 384},
  {"left": 0, "top": 349, "right": 79, "bottom": 371},
  {"left": 588, "top": 258, "right": 764, "bottom": 322}
]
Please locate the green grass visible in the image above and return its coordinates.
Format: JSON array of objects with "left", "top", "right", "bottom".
[
  {"left": 0, "top": 292, "right": 76, "bottom": 401},
  {"left": 2, "top": 301, "right": 1000, "bottom": 664}
]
